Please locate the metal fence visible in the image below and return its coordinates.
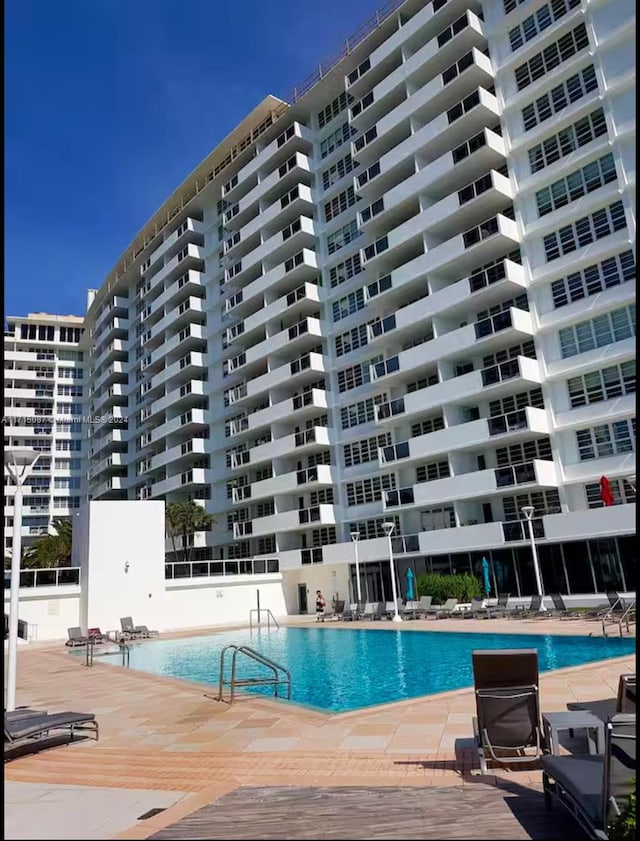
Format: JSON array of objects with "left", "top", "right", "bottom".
[{"left": 3, "top": 567, "right": 81, "bottom": 589}]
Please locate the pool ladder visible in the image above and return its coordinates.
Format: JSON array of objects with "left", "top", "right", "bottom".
[{"left": 216, "top": 644, "right": 291, "bottom": 705}]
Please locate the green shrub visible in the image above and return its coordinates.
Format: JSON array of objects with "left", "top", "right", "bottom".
[
  {"left": 609, "top": 784, "right": 635, "bottom": 841},
  {"left": 416, "top": 573, "right": 483, "bottom": 604}
]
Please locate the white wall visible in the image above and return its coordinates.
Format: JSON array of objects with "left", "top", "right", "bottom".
[
  {"left": 281, "top": 563, "right": 351, "bottom": 615},
  {"left": 3, "top": 587, "right": 80, "bottom": 641}
]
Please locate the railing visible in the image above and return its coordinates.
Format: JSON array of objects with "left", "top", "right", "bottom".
[
  {"left": 3, "top": 568, "right": 81, "bottom": 589},
  {"left": 495, "top": 461, "right": 537, "bottom": 488},
  {"left": 164, "top": 558, "right": 279, "bottom": 579},
  {"left": 249, "top": 608, "right": 280, "bottom": 632},
  {"left": 216, "top": 644, "right": 290, "bottom": 705},
  {"left": 501, "top": 519, "right": 545, "bottom": 542},
  {"left": 84, "top": 637, "right": 130, "bottom": 668},
  {"left": 602, "top": 599, "right": 636, "bottom": 637}
]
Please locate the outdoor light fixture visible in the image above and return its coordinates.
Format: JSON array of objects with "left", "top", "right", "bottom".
[
  {"left": 4, "top": 447, "right": 40, "bottom": 711},
  {"left": 382, "top": 522, "right": 402, "bottom": 622},
  {"left": 124, "top": 562, "right": 130, "bottom": 574},
  {"left": 349, "top": 530, "right": 362, "bottom": 604},
  {"left": 521, "top": 506, "right": 546, "bottom": 612}
]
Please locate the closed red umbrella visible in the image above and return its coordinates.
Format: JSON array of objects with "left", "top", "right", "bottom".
[{"left": 600, "top": 475, "right": 614, "bottom": 507}]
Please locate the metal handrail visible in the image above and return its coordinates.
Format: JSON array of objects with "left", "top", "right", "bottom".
[
  {"left": 84, "top": 636, "right": 130, "bottom": 667},
  {"left": 249, "top": 608, "right": 280, "bottom": 632},
  {"left": 216, "top": 644, "right": 290, "bottom": 705},
  {"left": 602, "top": 599, "right": 636, "bottom": 637}
]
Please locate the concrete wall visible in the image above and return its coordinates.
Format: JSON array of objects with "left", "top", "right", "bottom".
[
  {"left": 281, "top": 563, "right": 351, "bottom": 615},
  {"left": 3, "top": 587, "right": 80, "bottom": 641}
]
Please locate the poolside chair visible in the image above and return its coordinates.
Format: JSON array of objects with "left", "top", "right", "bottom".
[
  {"left": 542, "top": 713, "right": 636, "bottom": 840},
  {"left": 382, "top": 600, "right": 405, "bottom": 620},
  {"left": 405, "top": 596, "right": 432, "bottom": 618},
  {"left": 472, "top": 649, "right": 542, "bottom": 775},
  {"left": 87, "top": 627, "right": 111, "bottom": 644},
  {"left": 433, "top": 598, "right": 459, "bottom": 619},
  {"left": 320, "top": 600, "right": 345, "bottom": 622},
  {"left": 65, "top": 627, "right": 88, "bottom": 647},
  {"left": 463, "top": 597, "right": 494, "bottom": 619},
  {"left": 4, "top": 710, "right": 99, "bottom": 758},
  {"left": 341, "top": 603, "right": 360, "bottom": 621},
  {"left": 120, "top": 617, "right": 158, "bottom": 639},
  {"left": 360, "top": 602, "right": 383, "bottom": 621},
  {"left": 567, "top": 674, "right": 636, "bottom": 722}
]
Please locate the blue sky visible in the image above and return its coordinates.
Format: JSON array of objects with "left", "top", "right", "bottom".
[{"left": 5, "top": 0, "right": 380, "bottom": 318}]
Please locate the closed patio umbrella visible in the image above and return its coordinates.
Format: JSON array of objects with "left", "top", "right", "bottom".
[
  {"left": 481, "top": 557, "right": 492, "bottom": 596},
  {"left": 406, "top": 568, "right": 415, "bottom": 601}
]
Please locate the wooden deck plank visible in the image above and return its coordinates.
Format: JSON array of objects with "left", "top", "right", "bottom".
[{"left": 148, "top": 784, "right": 586, "bottom": 840}]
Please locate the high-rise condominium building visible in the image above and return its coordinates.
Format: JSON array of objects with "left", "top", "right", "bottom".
[
  {"left": 4, "top": 313, "right": 85, "bottom": 560},
  {"left": 83, "top": 0, "right": 635, "bottom": 607}
]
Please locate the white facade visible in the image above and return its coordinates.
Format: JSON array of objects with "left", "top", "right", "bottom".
[
  {"left": 4, "top": 313, "right": 85, "bottom": 559},
  {"left": 74, "top": 0, "right": 635, "bottom": 608}
]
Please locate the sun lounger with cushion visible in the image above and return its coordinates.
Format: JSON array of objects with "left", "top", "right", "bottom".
[
  {"left": 567, "top": 674, "right": 636, "bottom": 722},
  {"left": 433, "top": 598, "right": 459, "bottom": 618},
  {"left": 542, "top": 713, "right": 635, "bottom": 840},
  {"left": 472, "top": 649, "right": 542, "bottom": 774},
  {"left": 65, "top": 627, "right": 88, "bottom": 647},
  {"left": 4, "top": 710, "right": 99, "bottom": 757},
  {"left": 320, "top": 600, "right": 345, "bottom": 621}
]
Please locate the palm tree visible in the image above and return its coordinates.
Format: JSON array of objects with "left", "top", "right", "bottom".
[
  {"left": 165, "top": 501, "right": 215, "bottom": 564},
  {"left": 21, "top": 517, "right": 73, "bottom": 569}
]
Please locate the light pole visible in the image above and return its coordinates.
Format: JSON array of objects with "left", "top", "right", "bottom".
[
  {"left": 4, "top": 447, "right": 40, "bottom": 710},
  {"left": 521, "top": 506, "right": 546, "bottom": 612},
  {"left": 349, "top": 531, "right": 362, "bottom": 604},
  {"left": 382, "top": 522, "right": 402, "bottom": 622}
]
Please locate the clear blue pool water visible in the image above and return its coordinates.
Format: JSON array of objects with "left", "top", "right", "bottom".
[{"left": 93, "top": 627, "right": 635, "bottom": 712}]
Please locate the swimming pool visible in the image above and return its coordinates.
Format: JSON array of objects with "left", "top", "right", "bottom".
[{"left": 93, "top": 626, "right": 635, "bottom": 712}]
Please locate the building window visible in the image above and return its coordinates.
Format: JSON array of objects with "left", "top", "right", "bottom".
[
  {"left": 324, "top": 186, "right": 356, "bottom": 222},
  {"left": 514, "top": 24, "right": 589, "bottom": 91},
  {"left": 416, "top": 461, "right": 450, "bottom": 483},
  {"left": 522, "top": 64, "right": 598, "bottom": 132},
  {"left": 528, "top": 109, "right": 608, "bottom": 174},
  {"left": 509, "top": 0, "right": 581, "bottom": 51},
  {"left": 340, "top": 394, "right": 387, "bottom": 430},
  {"left": 543, "top": 201, "right": 627, "bottom": 262},
  {"left": 558, "top": 305, "right": 635, "bottom": 358},
  {"left": 411, "top": 415, "right": 445, "bottom": 438},
  {"left": 335, "top": 322, "right": 369, "bottom": 356},
  {"left": 332, "top": 288, "right": 365, "bottom": 322},
  {"left": 585, "top": 478, "right": 635, "bottom": 508},
  {"left": 551, "top": 251, "right": 635, "bottom": 308},
  {"left": 567, "top": 361, "right": 636, "bottom": 408},
  {"left": 317, "top": 92, "right": 352, "bottom": 129},
  {"left": 503, "top": 490, "right": 561, "bottom": 520},
  {"left": 327, "top": 219, "right": 360, "bottom": 255},
  {"left": 321, "top": 154, "right": 355, "bottom": 191},
  {"left": 329, "top": 253, "right": 362, "bottom": 288},
  {"left": 343, "top": 433, "right": 391, "bottom": 467},
  {"left": 576, "top": 419, "right": 635, "bottom": 461},
  {"left": 346, "top": 474, "right": 396, "bottom": 506},
  {"left": 536, "top": 153, "right": 617, "bottom": 217}
]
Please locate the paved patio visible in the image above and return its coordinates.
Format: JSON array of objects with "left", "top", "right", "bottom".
[{"left": 4, "top": 617, "right": 634, "bottom": 839}]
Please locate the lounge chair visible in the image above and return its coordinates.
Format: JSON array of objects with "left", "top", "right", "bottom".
[
  {"left": 120, "top": 617, "right": 158, "bottom": 639},
  {"left": 404, "top": 596, "right": 432, "bottom": 618},
  {"left": 423, "top": 597, "right": 457, "bottom": 618},
  {"left": 463, "top": 597, "right": 494, "bottom": 619},
  {"left": 382, "top": 600, "right": 405, "bottom": 620},
  {"left": 567, "top": 674, "right": 636, "bottom": 722},
  {"left": 542, "top": 713, "right": 636, "bottom": 840},
  {"left": 320, "top": 600, "right": 345, "bottom": 622},
  {"left": 361, "top": 602, "right": 385, "bottom": 620},
  {"left": 433, "top": 598, "right": 459, "bottom": 618},
  {"left": 4, "top": 710, "right": 99, "bottom": 758},
  {"left": 87, "top": 627, "right": 111, "bottom": 643},
  {"left": 472, "top": 649, "right": 542, "bottom": 774},
  {"left": 341, "top": 603, "right": 360, "bottom": 621},
  {"left": 65, "top": 627, "right": 88, "bottom": 647},
  {"left": 512, "top": 595, "right": 543, "bottom": 618}
]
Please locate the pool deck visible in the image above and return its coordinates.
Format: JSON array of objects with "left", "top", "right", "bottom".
[{"left": 4, "top": 616, "right": 635, "bottom": 839}]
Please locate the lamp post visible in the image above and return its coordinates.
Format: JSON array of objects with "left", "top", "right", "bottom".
[
  {"left": 4, "top": 447, "right": 40, "bottom": 710},
  {"left": 382, "top": 522, "right": 402, "bottom": 622},
  {"left": 521, "top": 506, "right": 546, "bottom": 612},
  {"left": 349, "top": 530, "right": 362, "bottom": 604}
]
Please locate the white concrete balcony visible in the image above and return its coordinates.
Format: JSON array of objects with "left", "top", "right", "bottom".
[
  {"left": 89, "top": 429, "right": 126, "bottom": 459},
  {"left": 417, "top": 521, "right": 506, "bottom": 555},
  {"left": 152, "top": 467, "right": 209, "bottom": 497},
  {"left": 553, "top": 394, "right": 636, "bottom": 432},
  {"left": 384, "top": 459, "right": 559, "bottom": 510},
  {"left": 98, "top": 339, "right": 127, "bottom": 366},
  {"left": 151, "top": 407, "right": 207, "bottom": 441},
  {"left": 150, "top": 379, "right": 205, "bottom": 418},
  {"left": 544, "top": 337, "right": 636, "bottom": 382},
  {"left": 94, "top": 295, "right": 128, "bottom": 333},
  {"left": 380, "top": 406, "right": 549, "bottom": 465},
  {"left": 92, "top": 476, "right": 126, "bottom": 497},
  {"left": 4, "top": 368, "right": 55, "bottom": 383},
  {"left": 228, "top": 153, "right": 313, "bottom": 229},
  {"left": 150, "top": 296, "right": 205, "bottom": 342},
  {"left": 239, "top": 464, "right": 337, "bottom": 503},
  {"left": 148, "top": 243, "right": 204, "bottom": 294},
  {"left": 95, "top": 317, "right": 129, "bottom": 346},
  {"left": 150, "top": 437, "right": 207, "bottom": 471},
  {"left": 150, "top": 351, "right": 206, "bottom": 391},
  {"left": 542, "top": 503, "right": 636, "bottom": 542},
  {"left": 4, "top": 385, "right": 54, "bottom": 401},
  {"left": 351, "top": 10, "right": 486, "bottom": 131},
  {"left": 361, "top": 0, "right": 481, "bottom": 86},
  {"left": 237, "top": 352, "right": 325, "bottom": 403},
  {"left": 423, "top": 212, "right": 520, "bottom": 278},
  {"left": 232, "top": 425, "right": 331, "bottom": 471},
  {"left": 233, "top": 216, "right": 316, "bottom": 280},
  {"left": 4, "top": 350, "right": 56, "bottom": 364},
  {"left": 93, "top": 361, "right": 127, "bottom": 393},
  {"left": 149, "top": 270, "right": 204, "bottom": 317},
  {"left": 87, "top": 452, "right": 125, "bottom": 479},
  {"left": 376, "top": 356, "right": 542, "bottom": 423},
  {"left": 561, "top": 452, "right": 636, "bottom": 486},
  {"left": 243, "top": 388, "right": 329, "bottom": 434},
  {"left": 152, "top": 324, "right": 205, "bottom": 365},
  {"left": 228, "top": 122, "right": 313, "bottom": 203},
  {"left": 238, "top": 185, "right": 315, "bottom": 251},
  {"left": 146, "top": 218, "right": 205, "bottom": 273},
  {"left": 229, "top": 282, "right": 321, "bottom": 345},
  {"left": 226, "top": 249, "right": 318, "bottom": 313},
  {"left": 234, "top": 317, "right": 323, "bottom": 370}
]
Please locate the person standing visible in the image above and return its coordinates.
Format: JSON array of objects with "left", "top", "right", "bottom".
[{"left": 315, "top": 590, "right": 326, "bottom": 621}]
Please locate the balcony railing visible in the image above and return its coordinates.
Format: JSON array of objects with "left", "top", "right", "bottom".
[
  {"left": 4, "top": 567, "right": 81, "bottom": 589},
  {"left": 385, "top": 487, "right": 415, "bottom": 507},
  {"left": 380, "top": 441, "right": 410, "bottom": 463},
  {"left": 301, "top": 547, "right": 323, "bottom": 564},
  {"left": 377, "top": 397, "right": 405, "bottom": 421},
  {"left": 494, "top": 461, "right": 537, "bottom": 488},
  {"left": 501, "top": 519, "right": 545, "bottom": 542},
  {"left": 299, "top": 505, "right": 321, "bottom": 523},
  {"left": 297, "top": 467, "right": 319, "bottom": 485},
  {"left": 164, "top": 558, "right": 279, "bottom": 579},
  {"left": 295, "top": 428, "right": 319, "bottom": 447},
  {"left": 481, "top": 357, "right": 522, "bottom": 387},
  {"left": 474, "top": 309, "right": 513, "bottom": 339},
  {"left": 487, "top": 409, "right": 529, "bottom": 436}
]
